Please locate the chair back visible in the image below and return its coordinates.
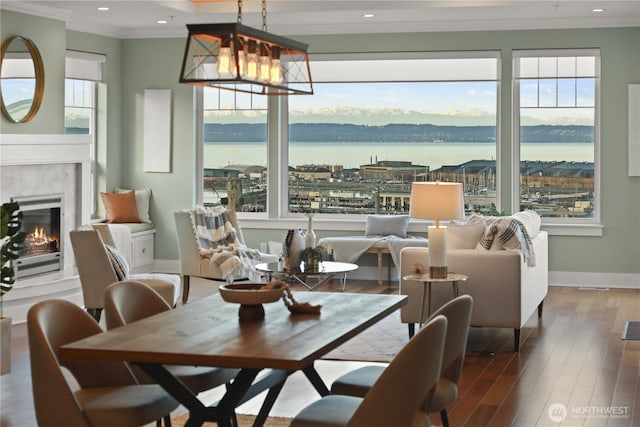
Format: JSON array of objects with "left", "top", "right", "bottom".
[
  {"left": 348, "top": 315, "right": 447, "bottom": 427},
  {"left": 69, "top": 228, "right": 119, "bottom": 309},
  {"left": 431, "top": 294, "right": 473, "bottom": 384},
  {"left": 104, "top": 280, "right": 171, "bottom": 330},
  {"left": 27, "top": 300, "right": 135, "bottom": 427}
]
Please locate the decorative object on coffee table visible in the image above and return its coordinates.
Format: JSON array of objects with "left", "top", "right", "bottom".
[
  {"left": 283, "top": 229, "right": 305, "bottom": 271},
  {"left": 301, "top": 247, "right": 323, "bottom": 272},
  {"left": 304, "top": 213, "right": 316, "bottom": 248}
]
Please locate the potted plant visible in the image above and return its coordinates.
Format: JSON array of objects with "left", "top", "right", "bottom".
[
  {"left": 301, "top": 247, "right": 323, "bottom": 272},
  {"left": 1, "top": 202, "right": 26, "bottom": 375}
]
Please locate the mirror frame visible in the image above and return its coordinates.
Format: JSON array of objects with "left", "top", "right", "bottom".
[{"left": 0, "top": 35, "right": 45, "bottom": 123}]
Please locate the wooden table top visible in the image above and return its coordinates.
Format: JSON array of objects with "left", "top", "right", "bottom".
[{"left": 60, "top": 292, "right": 407, "bottom": 371}]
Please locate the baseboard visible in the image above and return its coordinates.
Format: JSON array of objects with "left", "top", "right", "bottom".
[
  {"left": 155, "top": 259, "right": 640, "bottom": 289},
  {"left": 549, "top": 271, "right": 640, "bottom": 289}
]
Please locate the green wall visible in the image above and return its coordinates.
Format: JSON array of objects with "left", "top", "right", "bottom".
[{"left": 1, "top": 8, "right": 639, "bottom": 278}]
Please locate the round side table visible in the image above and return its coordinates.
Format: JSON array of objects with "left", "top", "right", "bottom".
[{"left": 403, "top": 273, "right": 469, "bottom": 330}]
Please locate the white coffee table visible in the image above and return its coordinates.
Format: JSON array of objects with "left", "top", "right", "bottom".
[{"left": 255, "top": 261, "right": 358, "bottom": 291}]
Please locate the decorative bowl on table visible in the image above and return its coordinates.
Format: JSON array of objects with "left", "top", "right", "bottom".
[{"left": 219, "top": 283, "right": 284, "bottom": 321}]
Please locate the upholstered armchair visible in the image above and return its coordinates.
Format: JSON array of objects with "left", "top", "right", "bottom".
[{"left": 174, "top": 208, "right": 278, "bottom": 303}]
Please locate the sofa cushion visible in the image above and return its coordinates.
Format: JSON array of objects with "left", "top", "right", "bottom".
[
  {"left": 101, "top": 191, "right": 141, "bottom": 223},
  {"left": 365, "top": 215, "right": 410, "bottom": 238},
  {"left": 446, "top": 221, "right": 485, "bottom": 249},
  {"left": 115, "top": 187, "right": 152, "bottom": 224}
]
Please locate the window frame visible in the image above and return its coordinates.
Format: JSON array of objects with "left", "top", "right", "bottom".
[{"left": 512, "top": 49, "right": 602, "bottom": 234}]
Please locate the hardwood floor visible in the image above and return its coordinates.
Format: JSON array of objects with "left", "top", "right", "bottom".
[{"left": 1, "top": 279, "right": 639, "bottom": 426}]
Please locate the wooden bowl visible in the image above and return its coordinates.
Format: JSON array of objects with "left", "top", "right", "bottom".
[{"left": 219, "top": 283, "right": 284, "bottom": 306}]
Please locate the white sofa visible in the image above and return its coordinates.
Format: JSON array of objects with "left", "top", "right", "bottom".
[{"left": 399, "top": 213, "right": 548, "bottom": 351}]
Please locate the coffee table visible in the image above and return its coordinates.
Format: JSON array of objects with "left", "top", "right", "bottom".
[{"left": 255, "top": 261, "right": 358, "bottom": 291}]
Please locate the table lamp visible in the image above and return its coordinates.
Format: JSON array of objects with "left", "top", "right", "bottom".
[{"left": 410, "top": 181, "right": 464, "bottom": 278}]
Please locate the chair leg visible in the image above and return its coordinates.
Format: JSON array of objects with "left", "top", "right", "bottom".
[
  {"left": 86, "top": 308, "right": 102, "bottom": 322},
  {"left": 440, "top": 409, "right": 450, "bottom": 427},
  {"left": 408, "top": 323, "right": 415, "bottom": 339},
  {"left": 538, "top": 300, "right": 544, "bottom": 317},
  {"left": 164, "top": 415, "right": 172, "bottom": 426},
  {"left": 514, "top": 328, "right": 521, "bottom": 352},
  {"left": 182, "top": 275, "right": 191, "bottom": 304}
]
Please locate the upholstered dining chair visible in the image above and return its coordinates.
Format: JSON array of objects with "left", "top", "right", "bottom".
[
  {"left": 70, "top": 225, "right": 180, "bottom": 321},
  {"left": 330, "top": 295, "right": 473, "bottom": 427},
  {"left": 103, "top": 280, "right": 239, "bottom": 394},
  {"left": 27, "top": 299, "right": 178, "bottom": 427},
  {"left": 290, "top": 315, "right": 447, "bottom": 427}
]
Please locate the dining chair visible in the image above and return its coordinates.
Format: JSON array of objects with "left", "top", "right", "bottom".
[
  {"left": 103, "top": 280, "right": 239, "bottom": 394},
  {"left": 330, "top": 294, "right": 473, "bottom": 427},
  {"left": 27, "top": 299, "right": 178, "bottom": 427},
  {"left": 290, "top": 315, "right": 447, "bottom": 427},
  {"left": 70, "top": 225, "right": 181, "bottom": 321}
]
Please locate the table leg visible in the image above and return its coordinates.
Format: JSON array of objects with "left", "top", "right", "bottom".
[
  {"left": 453, "top": 280, "right": 459, "bottom": 297},
  {"left": 302, "top": 363, "right": 331, "bottom": 396},
  {"left": 427, "top": 282, "right": 433, "bottom": 319},
  {"left": 418, "top": 283, "right": 427, "bottom": 329}
]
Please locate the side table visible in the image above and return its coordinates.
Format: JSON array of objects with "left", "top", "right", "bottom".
[{"left": 402, "top": 273, "right": 468, "bottom": 334}]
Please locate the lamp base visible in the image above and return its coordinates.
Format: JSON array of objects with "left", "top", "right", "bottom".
[{"left": 429, "top": 266, "right": 448, "bottom": 279}]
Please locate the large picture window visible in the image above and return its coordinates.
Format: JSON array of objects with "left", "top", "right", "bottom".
[{"left": 513, "top": 49, "right": 599, "bottom": 222}]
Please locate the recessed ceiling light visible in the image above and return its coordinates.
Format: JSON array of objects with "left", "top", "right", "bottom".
[
  {"left": 157, "top": 19, "right": 168, "bottom": 24},
  {"left": 592, "top": 8, "right": 605, "bottom": 13},
  {"left": 97, "top": 6, "right": 109, "bottom": 11},
  {"left": 363, "top": 13, "right": 375, "bottom": 18}
]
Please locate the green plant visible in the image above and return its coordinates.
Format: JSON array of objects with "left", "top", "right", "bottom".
[
  {"left": 300, "top": 247, "right": 323, "bottom": 264},
  {"left": 1, "top": 202, "right": 26, "bottom": 298}
]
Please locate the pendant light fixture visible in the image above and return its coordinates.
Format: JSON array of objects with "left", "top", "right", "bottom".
[{"left": 179, "top": 0, "right": 313, "bottom": 95}]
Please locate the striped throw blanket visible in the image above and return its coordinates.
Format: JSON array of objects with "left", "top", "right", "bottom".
[
  {"left": 189, "top": 206, "right": 262, "bottom": 280},
  {"left": 470, "top": 214, "right": 536, "bottom": 267}
]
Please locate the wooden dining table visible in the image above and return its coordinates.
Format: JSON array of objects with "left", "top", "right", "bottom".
[{"left": 60, "top": 291, "right": 407, "bottom": 427}]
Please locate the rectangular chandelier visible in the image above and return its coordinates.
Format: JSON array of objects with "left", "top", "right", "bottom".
[{"left": 179, "top": 23, "right": 313, "bottom": 95}]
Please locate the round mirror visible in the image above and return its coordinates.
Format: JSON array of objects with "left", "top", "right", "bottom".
[{"left": 0, "top": 36, "right": 45, "bottom": 123}]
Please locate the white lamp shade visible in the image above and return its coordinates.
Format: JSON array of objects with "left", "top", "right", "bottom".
[{"left": 410, "top": 182, "right": 464, "bottom": 221}]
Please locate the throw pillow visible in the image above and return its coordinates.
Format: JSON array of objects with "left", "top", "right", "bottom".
[
  {"left": 104, "top": 244, "right": 130, "bottom": 280},
  {"left": 364, "top": 215, "right": 410, "bottom": 238},
  {"left": 115, "top": 187, "right": 152, "bottom": 224},
  {"left": 446, "top": 221, "right": 486, "bottom": 249},
  {"left": 512, "top": 209, "right": 541, "bottom": 238},
  {"left": 101, "top": 191, "right": 141, "bottom": 223}
]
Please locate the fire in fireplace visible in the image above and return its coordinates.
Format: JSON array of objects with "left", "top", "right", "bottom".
[{"left": 11, "top": 194, "right": 64, "bottom": 278}]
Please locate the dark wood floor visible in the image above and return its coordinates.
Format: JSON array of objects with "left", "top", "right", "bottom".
[{"left": 2, "top": 281, "right": 639, "bottom": 426}]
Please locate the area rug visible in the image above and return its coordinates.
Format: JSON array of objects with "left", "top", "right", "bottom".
[
  {"left": 323, "top": 310, "right": 408, "bottom": 362},
  {"left": 172, "top": 413, "right": 290, "bottom": 426},
  {"left": 621, "top": 321, "right": 640, "bottom": 340}
]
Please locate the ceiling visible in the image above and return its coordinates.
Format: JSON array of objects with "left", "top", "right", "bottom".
[{"left": 2, "top": 0, "right": 639, "bottom": 39}]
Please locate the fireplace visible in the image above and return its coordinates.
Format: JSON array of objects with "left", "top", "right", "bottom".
[{"left": 11, "top": 194, "right": 64, "bottom": 278}]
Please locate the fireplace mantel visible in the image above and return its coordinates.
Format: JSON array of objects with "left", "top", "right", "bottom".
[{"left": 0, "top": 134, "right": 92, "bottom": 225}]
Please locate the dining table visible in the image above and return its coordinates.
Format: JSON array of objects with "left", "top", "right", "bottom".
[{"left": 60, "top": 291, "right": 407, "bottom": 427}]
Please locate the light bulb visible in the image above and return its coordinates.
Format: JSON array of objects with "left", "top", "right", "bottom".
[
  {"left": 237, "top": 48, "right": 247, "bottom": 79},
  {"left": 216, "top": 46, "right": 234, "bottom": 78},
  {"left": 270, "top": 46, "right": 283, "bottom": 85},
  {"left": 260, "top": 53, "right": 271, "bottom": 84},
  {"left": 246, "top": 40, "right": 259, "bottom": 81}
]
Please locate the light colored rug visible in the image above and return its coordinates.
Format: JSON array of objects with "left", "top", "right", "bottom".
[
  {"left": 323, "top": 310, "right": 408, "bottom": 362},
  {"left": 172, "top": 413, "right": 291, "bottom": 426}
]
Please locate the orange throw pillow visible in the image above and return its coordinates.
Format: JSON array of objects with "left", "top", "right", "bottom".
[{"left": 101, "top": 191, "right": 141, "bottom": 223}]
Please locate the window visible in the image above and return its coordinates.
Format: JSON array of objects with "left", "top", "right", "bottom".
[
  {"left": 64, "top": 50, "right": 105, "bottom": 215},
  {"left": 288, "top": 53, "right": 500, "bottom": 216},
  {"left": 514, "top": 49, "right": 599, "bottom": 222},
  {"left": 201, "top": 87, "right": 268, "bottom": 211},
  {"left": 198, "top": 52, "right": 501, "bottom": 218}
]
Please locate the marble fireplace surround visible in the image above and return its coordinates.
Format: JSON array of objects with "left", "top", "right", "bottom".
[{"left": 0, "top": 134, "right": 92, "bottom": 322}]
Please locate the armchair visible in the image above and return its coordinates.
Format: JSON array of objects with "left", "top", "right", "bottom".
[
  {"left": 70, "top": 225, "right": 180, "bottom": 321},
  {"left": 174, "top": 208, "right": 278, "bottom": 303}
]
